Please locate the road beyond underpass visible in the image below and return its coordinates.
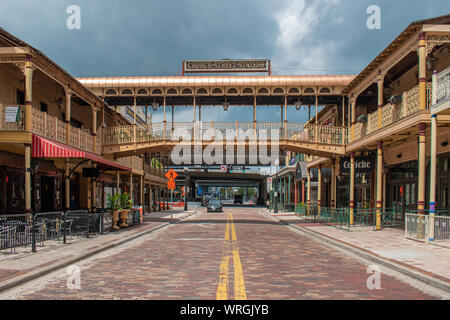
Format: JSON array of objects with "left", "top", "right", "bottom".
[{"left": 1, "top": 207, "right": 442, "bottom": 300}]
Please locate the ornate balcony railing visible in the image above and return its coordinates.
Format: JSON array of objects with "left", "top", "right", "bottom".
[
  {"left": 103, "top": 121, "right": 348, "bottom": 146},
  {"left": 352, "top": 82, "right": 431, "bottom": 142},
  {"left": 434, "top": 66, "right": 450, "bottom": 107},
  {"left": 0, "top": 105, "right": 100, "bottom": 155}
]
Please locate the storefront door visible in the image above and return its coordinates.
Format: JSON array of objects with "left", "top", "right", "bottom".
[{"left": 440, "top": 177, "right": 450, "bottom": 210}]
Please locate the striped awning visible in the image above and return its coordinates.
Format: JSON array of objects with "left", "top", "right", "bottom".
[{"left": 32, "top": 134, "right": 131, "bottom": 171}]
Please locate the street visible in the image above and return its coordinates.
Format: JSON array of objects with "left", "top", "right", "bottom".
[{"left": 1, "top": 207, "right": 439, "bottom": 300}]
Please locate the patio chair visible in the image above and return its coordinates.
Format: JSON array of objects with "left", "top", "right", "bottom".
[
  {"left": 47, "top": 219, "right": 61, "bottom": 239},
  {"left": 0, "top": 226, "right": 17, "bottom": 253}
]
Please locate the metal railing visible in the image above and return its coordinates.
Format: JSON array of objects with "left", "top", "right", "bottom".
[
  {"left": 0, "top": 209, "right": 142, "bottom": 253},
  {"left": 0, "top": 105, "right": 100, "bottom": 154},
  {"left": 104, "top": 122, "right": 347, "bottom": 146},
  {"left": 405, "top": 213, "right": 450, "bottom": 243},
  {"left": 434, "top": 66, "right": 450, "bottom": 107}
]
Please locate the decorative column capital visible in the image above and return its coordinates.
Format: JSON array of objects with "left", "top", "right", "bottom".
[
  {"left": 418, "top": 123, "right": 427, "bottom": 135},
  {"left": 377, "top": 141, "right": 383, "bottom": 149}
]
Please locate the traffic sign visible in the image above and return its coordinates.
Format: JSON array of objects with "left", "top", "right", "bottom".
[
  {"left": 168, "top": 180, "right": 176, "bottom": 190},
  {"left": 165, "top": 169, "right": 178, "bottom": 181}
]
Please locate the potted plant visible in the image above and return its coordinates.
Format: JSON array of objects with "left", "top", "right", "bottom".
[
  {"left": 106, "top": 193, "right": 121, "bottom": 230},
  {"left": 119, "top": 192, "right": 133, "bottom": 227}
]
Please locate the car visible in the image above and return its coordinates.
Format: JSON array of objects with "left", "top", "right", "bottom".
[
  {"left": 207, "top": 199, "right": 223, "bottom": 212},
  {"left": 234, "top": 194, "right": 243, "bottom": 205}
]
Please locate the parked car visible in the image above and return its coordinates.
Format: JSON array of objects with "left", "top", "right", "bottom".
[
  {"left": 234, "top": 194, "right": 243, "bottom": 205},
  {"left": 207, "top": 199, "right": 223, "bottom": 212}
]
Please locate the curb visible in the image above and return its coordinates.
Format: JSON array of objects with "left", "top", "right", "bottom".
[
  {"left": 260, "top": 209, "right": 450, "bottom": 294},
  {"left": 0, "top": 210, "right": 199, "bottom": 294}
]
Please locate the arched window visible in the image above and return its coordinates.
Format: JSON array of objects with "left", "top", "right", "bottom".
[
  {"left": 258, "top": 88, "right": 269, "bottom": 94},
  {"left": 242, "top": 88, "right": 253, "bottom": 94},
  {"left": 227, "top": 88, "right": 238, "bottom": 94},
  {"left": 320, "top": 87, "right": 331, "bottom": 94},
  {"left": 182, "top": 88, "right": 193, "bottom": 95},
  {"left": 137, "top": 89, "right": 148, "bottom": 95},
  {"left": 151, "top": 89, "right": 162, "bottom": 95},
  {"left": 273, "top": 88, "right": 284, "bottom": 94},
  {"left": 197, "top": 88, "right": 208, "bottom": 94},
  {"left": 288, "top": 88, "right": 300, "bottom": 94},
  {"left": 304, "top": 87, "right": 315, "bottom": 94},
  {"left": 121, "top": 89, "right": 133, "bottom": 95},
  {"left": 212, "top": 88, "right": 223, "bottom": 94},
  {"left": 105, "top": 89, "right": 117, "bottom": 95},
  {"left": 167, "top": 88, "right": 177, "bottom": 95}
]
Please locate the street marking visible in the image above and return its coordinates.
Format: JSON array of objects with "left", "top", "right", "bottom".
[
  {"left": 232, "top": 249, "right": 247, "bottom": 300},
  {"left": 216, "top": 255, "right": 229, "bottom": 300},
  {"left": 216, "top": 212, "right": 247, "bottom": 300}
]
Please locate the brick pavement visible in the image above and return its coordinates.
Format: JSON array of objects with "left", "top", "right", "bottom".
[
  {"left": 2, "top": 207, "right": 441, "bottom": 300},
  {"left": 267, "top": 211, "right": 450, "bottom": 283},
  {"left": 0, "top": 209, "right": 193, "bottom": 291}
]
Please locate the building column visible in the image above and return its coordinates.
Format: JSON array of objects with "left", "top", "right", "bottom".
[
  {"left": 302, "top": 179, "right": 305, "bottom": 204},
  {"left": 92, "top": 105, "right": 98, "bottom": 154},
  {"left": 418, "top": 33, "right": 427, "bottom": 111},
  {"left": 288, "top": 174, "right": 291, "bottom": 210},
  {"left": 253, "top": 96, "right": 257, "bottom": 132},
  {"left": 65, "top": 159, "right": 70, "bottom": 211},
  {"left": 284, "top": 95, "right": 288, "bottom": 139},
  {"left": 24, "top": 55, "right": 34, "bottom": 216},
  {"left": 129, "top": 173, "right": 133, "bottom": 206},
  {"left": 294, "top": 181, "right": 298, "bottom": 207},
  {"left": 376, "top": 142, "right": 383, "bottom": 230},
  {"left": 163, "top": 96, "right": 167, "bottom": 139},
  {"left": 133, "top": 96, "right": 137, "bottom": 143},
  {"left": 315, "top": 96, "right": 319, "bottom": 142},
  {"left": 140, "top": 175, "right": 144, "bottom": 206},
  {"left": 116, "top": 171, "right": 120, "bottom": 195},
  {"left": 307, "top": 169, "right": 311, "bottom": 215},
  {"left": 351, "top": 95, "right": 356, "bottom": 142},
  {"left": 417, "top": 123, "right": 427, "bottom": 214},
  {"left": 91, "top": 164, "right": 97, "bottom": 213},
  {"left": 350, "top": 152, "right": 355, "bottom": 225},
  {"left": 318, "top": 165, "right": 322, "bottom": 217},
  {"left": 331, "top": 159, "right": 336, "bottom": 210},
  {"left": 377, "top": 70, "right": 384, "bottom": 129},
  {"left": 429, "top": 71, "right": 438, "bottom": 241}
]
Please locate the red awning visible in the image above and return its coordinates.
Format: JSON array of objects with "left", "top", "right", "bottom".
[{"left": 32, "top": 134, "right": 131, "bottom": 172}]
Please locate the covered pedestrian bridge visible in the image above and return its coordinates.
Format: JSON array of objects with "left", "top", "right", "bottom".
[{"left": 78, "top": 75, "right": 354, "bottom": 159}]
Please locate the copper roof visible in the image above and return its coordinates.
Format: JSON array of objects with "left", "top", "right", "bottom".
[
  {"left": 342, "top": 14, "right": 450, "bottom": 95},
  {"left": 77, "top": 75, "right": 355, "bottom": 88}
]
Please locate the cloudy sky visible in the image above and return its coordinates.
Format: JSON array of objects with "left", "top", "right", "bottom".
[{"left": 1, "top": 0, "right": 449, "bottom": 123}]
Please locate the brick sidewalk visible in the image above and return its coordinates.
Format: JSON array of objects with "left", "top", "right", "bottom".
[
  {"left": 0, "top": 210, "right": 195, "bottom": 292},
  {"left": 264, "top": 210, "right": 450, "bottom": 285}
]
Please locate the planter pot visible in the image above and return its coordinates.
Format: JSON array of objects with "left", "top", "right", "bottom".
[
  {"left": 119, "top": 209, "right": 130, "bottom": 227},
  {"left": 112, "top": 210, "right": 120, "bottom": 230}
]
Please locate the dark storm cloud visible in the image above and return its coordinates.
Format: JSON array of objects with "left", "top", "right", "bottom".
[{"left": 0, "top": 0, "right": 449, "bottom": 122}]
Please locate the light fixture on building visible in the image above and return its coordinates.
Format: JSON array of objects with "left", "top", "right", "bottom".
[
  {"left": 223, "top": 100, "right": 229, "bottom": 111},
  {"left": 442, "top": 141, "right": 449, "bottom": 147},
  {"left": 152, "top": 101, "right": 158, "bottom": 111}
]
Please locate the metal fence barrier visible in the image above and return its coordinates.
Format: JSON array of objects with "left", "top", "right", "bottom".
[
  {"left": 406, "top": 213, "right": 450, "bottom": 243},
  {"left": 1, "top": 208, "right": 143, "bottom": 253}
]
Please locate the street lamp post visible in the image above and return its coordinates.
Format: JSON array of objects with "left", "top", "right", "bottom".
[{"left": 184, "top": 167, "right": 189, "bottom": 211}]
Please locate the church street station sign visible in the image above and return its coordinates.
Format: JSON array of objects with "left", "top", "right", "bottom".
[{"left": 183, "top": 59, "right": 271, "bottom": 74}]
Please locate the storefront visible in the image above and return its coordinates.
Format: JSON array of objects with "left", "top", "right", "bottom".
[{"left": 386, "top": 160, "right": 418, "bottom": 211}]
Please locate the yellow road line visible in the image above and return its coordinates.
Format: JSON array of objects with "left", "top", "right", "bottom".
[
  {"left": 232, "top": 249, "right": 247, "bottom": 300},
  {"left": 230, "top": 213, "right": 237, "bottom": 241},
  {"left": 216, "top": 255, "right": 229, "bottom": 300},
  {"left": 216, "top": 212, "right": 247, "bottom": 300}
]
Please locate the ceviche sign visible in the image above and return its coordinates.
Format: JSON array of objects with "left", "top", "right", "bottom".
[{"left": 183, "top": 59, "right": 271, "bottom": 74}]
